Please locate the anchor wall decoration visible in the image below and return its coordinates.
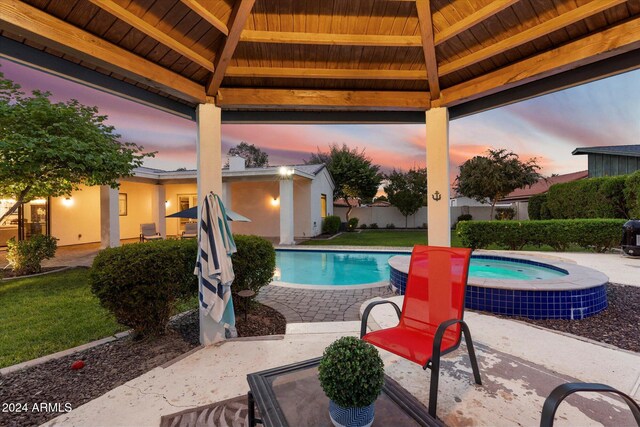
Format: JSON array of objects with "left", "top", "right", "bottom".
[{"left": 431, "top": 191, "right": 442, "bottom": 201}]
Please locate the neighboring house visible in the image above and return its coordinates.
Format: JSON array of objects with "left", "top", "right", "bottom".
[
  {"left": 500, "top": 170, "right": 588, "bottom": 220},
  {"left": 572, "top": 144, "right": 640, "bottom": 177},
  {"left": 0, "top": 157, "right": 334, "bottom": 247}
]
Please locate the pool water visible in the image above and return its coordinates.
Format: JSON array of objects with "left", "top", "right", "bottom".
[{"left": 274, "top": 250, "right": 566, "bottom": 286}]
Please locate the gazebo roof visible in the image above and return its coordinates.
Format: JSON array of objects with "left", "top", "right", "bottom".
[{"left": 1, "top": 0, "right": 639, "bottom": 120}]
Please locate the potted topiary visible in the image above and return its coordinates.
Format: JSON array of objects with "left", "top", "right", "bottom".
[{"left": 318, "top": 336, "right": 385, "bottom": 427}]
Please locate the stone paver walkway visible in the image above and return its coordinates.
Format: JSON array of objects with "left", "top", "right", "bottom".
[{"left": 257, "top": 284, "right": 394, "bottom": 323}]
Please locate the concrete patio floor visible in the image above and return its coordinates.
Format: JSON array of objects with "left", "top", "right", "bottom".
[{"left": 45, "top": 296, "right": 640, "bottom": 427}]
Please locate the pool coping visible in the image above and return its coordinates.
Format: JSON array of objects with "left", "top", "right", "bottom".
[
  {"left": 270, "top": 280, "right": 390, "bottom": 290},
  {"left": 389, "top": 252, "right": 609, "bottom": 291}
]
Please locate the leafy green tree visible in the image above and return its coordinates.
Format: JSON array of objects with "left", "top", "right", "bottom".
[
  {"left": 454, "top": 149, "right": 541, "bottom": 219},
  {"left": 307, "top": 144, "right": 382, "bottom": 220},
  {"left": 384, "top": 168, "right": 428, "bottom": 227},
  {"left": 0, "top": 72, "right": 152, "bottom": 224},
  {"left": 227, "top": 142, "right": 269, "bottom": 167}
]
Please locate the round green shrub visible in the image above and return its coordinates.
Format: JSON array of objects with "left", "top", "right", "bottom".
[
  {"left": 90, "top": 239, "right": 198, "bottom": 337},
  {"left": 231, "top": 235, "right": 276, "bottom": 297},
  {"left": 528, "top": 194, "right": 547, "bottom": 220},
  {"left": 318, "top": 337, "right": 384, "bottom": 408},
  {"left": 322, "top": 215, "right": 341, "bottom": 234},
  {"left": 6, "top": 235, "right": 57, "bottom": 275},
  {"left": 385, "top": 223, "right": 395, "bottom": 229},
  {"left": 370, "top": 223, "right": 379, "bottom": 229},
  {"left": 359, "top": 223, "right": 368, "bottom": 229},
  {"left": 347, "top": 217, "right": 359, "bottom": 231}
]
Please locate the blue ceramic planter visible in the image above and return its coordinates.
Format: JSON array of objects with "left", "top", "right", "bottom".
[{"left": 328, "top": 400, "right": 375, "bottom": 427}]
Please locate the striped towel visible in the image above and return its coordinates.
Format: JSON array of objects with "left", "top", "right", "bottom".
[{"left": 195, "top": 193, "right": 237, "bottom": 328}]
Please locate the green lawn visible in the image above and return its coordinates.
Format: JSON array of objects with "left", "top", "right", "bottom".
[
  {"left": 0, "top": 268, "right": 126, "bottom": 368},
  {"left": 301, "top": 230, "right": 586, "bottom": 252}
]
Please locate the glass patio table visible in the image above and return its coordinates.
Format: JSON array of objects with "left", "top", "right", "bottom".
[{"left": 247, "top": 357, "right": 442, "bottom": 427}]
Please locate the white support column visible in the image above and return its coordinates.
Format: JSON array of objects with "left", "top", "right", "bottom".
[
  {"left": 426, "top": 107, "right": 451, "bottom": 247},
  {"left": 279, "top": 178, "right": 295, "bottom": 245},
  {"left": 221, "top": 182, "right": 231, "bottom": 208},
  {"left": 151, "top": 184, "right": 166, "bottom": 238},
  {"left": 99, "top": 185, "right": 120, "bottom": 248},
  {"left": 196, "top": 102, "right": 224, "bottom": 346}
]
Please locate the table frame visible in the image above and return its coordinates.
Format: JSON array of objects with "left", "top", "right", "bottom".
[{"left": 247, "top": 357, "right": 442, "bottom": 427}]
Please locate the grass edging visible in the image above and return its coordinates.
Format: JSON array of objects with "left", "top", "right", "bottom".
[
  {"left": 1, "top": 266, "right": 72, "bottom": 281},
  {"left": 0, "top": 309, "right": 197, "bottom": 376}
]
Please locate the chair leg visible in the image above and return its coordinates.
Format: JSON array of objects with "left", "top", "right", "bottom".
[
  {"left": 428, "top": 353, "right": 441, "bottom": 417},
  {"left": 460, "top": 322, "right": 482, "bottom": 385}
]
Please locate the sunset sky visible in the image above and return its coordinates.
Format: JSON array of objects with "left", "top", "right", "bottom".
[{"left": 2, "top": 58, "right": 639, "bottom": 183}]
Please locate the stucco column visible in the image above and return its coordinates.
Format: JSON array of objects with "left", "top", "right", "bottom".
[
  {"left": 222, "top": 182, "right": 231, "bottom": 208},
  {"left": 151, "top": 184, "right": 166, "bottom": 238},
  {"left": 99, "top": 185, "right": 120, "bottom": 248},
  {"left": 196, "top": 102, "right": 224, "bottom": 346},
  {"left": 426, "top": 107, "right": 451, "bottom": 246},
  {"left": 279, "top": 177, "right": 295, "bottom": 245}
]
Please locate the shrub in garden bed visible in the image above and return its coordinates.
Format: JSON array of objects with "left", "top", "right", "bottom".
[
  {"left": 6, "top": 235, "right": 57, "bottom": 275},
  {"left": 322, "top": 215, "right": 341, "bottom": 235},
  {"left": 231, "top": 235, "right": 276, "bottom": 298},
  {"left": 90, "top": 239, "right": 198, "bottom": 337},
  {"left": 347, "top": 217, "right": 359, "bottom": 231},
  {"left": 456, "top": 219, "right": 625, "bottom": 251}
]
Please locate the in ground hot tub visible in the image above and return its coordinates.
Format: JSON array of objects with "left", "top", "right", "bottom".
[{"left": 388, "top": 253, "right": 609, "bottom": 320}]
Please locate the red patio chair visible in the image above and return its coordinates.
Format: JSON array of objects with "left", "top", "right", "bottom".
[{"left": 360, "top": 245, "right": 482, "bottom": 417}]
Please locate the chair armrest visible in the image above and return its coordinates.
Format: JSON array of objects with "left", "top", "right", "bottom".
[
  {"left": 429, "top": 319, "right": 470, "bottom": 367},
  {"left": 540, "top": 383, "right": 640, "bottom": 427},
  {"left": 360, "top": 300, "right": 401, "bottom": 338}
]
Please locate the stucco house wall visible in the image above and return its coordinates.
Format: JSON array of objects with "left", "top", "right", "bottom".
[
  {"left": 228, "top": 181, "right": 280, "bottom": 238},
  {"left": 118, "top": 181, "right": 154, "bottom": 240},
  {"left": 50, "top": 185, "right": 101, "bottom": 246},
  {"left": 311, "top": 168, "right": 335, "bottom": 234}
]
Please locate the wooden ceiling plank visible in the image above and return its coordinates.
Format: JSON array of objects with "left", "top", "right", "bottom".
[
  {"left": 225, "top": 66, "right": 427, "bottom": 80},
  {"left": 179, "top": 0, "right": 229, "bottom": 36},
  {"left": 435, "top": 0, "right": 521, "bottom": 45},
  {"left": 416, "top": 0, "right": 440, "bottom": 98},
  {"left": 239, "top": 30, "right": 422, "bottom": 47},
  {"left": 87, "top": 0, "right": 214, "bottom": 72},
  {"left": 206, "top": 0, "right": 256, "bottom": 96},
  {"left": 217, "top": 88, "right": 431, "bottom": 111},
  {"left": 439, "top": 0, "right": 628, "bottom": 76},
  {"left": 442, "top": 16, "right": 640, "bottom": 106},
  {"left": 0, "top": 0, "right": 205, "bottom": 103}
]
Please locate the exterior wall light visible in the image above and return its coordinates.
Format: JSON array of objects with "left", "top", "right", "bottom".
[
  {"left": 62, "top": 197, "right": 73, "bottom": 207},
  {"left": 279, "top": 166, "right": 294, "bottom": 178},
  {"left": 165, "top": 200, "right": 170, "bottom": 208},
  {"left": 271, "top": 197, "right": 280, "bottom": 207}
]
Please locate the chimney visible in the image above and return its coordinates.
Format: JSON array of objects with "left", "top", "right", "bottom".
[{"left": 228, "top": 156, "right": 246, "bottom": 171}]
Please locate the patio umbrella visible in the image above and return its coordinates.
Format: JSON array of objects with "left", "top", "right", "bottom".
[
  {"left": 166, "top": 205, "right": 251, "bottom": 222},
  {"left": 194, "top": 193, "right": 238, "bottom": 339}
]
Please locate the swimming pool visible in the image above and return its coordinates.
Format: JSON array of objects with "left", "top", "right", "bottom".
[{"left": 274, "top": 249, "right": 566, "bottom": 286}]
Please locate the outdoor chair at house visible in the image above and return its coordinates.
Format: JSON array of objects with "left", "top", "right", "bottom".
[
  {"left": 541, "top": 382, "right": 640, "bottom": 427},
  {"left": 181, "top": 222, "right": 198, "bottom": 239},
  {"left": 139, "top": 223, "right": 163, "bottom": 242},
  {"left": 360, "top": 245, "right": 482, "bottom": 417}
]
